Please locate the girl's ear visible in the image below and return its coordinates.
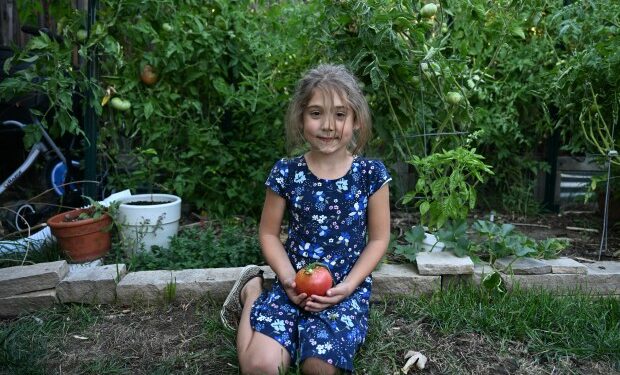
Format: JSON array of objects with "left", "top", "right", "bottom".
[{"left": 353, "top": 121, "right": 361, "bottom": 131}]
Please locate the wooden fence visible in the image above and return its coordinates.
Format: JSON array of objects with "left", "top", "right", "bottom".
[{"left": 1, "top": 0, "right": 88, "bottom": 47}]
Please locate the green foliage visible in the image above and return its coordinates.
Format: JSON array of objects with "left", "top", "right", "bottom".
[
  {"left": 549, "top": 1, "right": 620, "bottom": 155},
  {"left": 392, "top": 218, "right": 567, "bottom": 264},
  {"left": 480, "top": 271, "right": 507, "bottom": 300},
  {"left": 96, "top": 0, "right": 316, "bottom": 215},
  {"left": 0, "top": 9, "right": 121, "bottom": 145},
  {"left": 393, "top": 225, "right": 426, "bottom": 262},
  {"left": 163, "top": 273, "right": 177, "bottom": 304},
  {"left": 78, "top": 196, "right": 119, "bottom": 221},
  {"left": 308, "top": 0, "right": 475, "bottom": 161},
  {"left": 403, "top": 146, "right": 493, "bottom": 231},
  {"left": 435, "top": 219, "right": 470, "bottom": 256},
  {"left": 126, "top": 219, "right": 263, "bottom": 271},
  {"left": 471, "top": 219, "right": 567, "bottom": 263},
  {"left": 393, "top": 219, "right": 470, "bottom": 262},
  {"left": 4, "top": 0, "right": 618, "bottom": 217}
]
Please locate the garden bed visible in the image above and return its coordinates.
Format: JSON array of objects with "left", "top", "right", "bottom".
[{"left": 391, "top": 209, "right": 619, "bottom": 262}]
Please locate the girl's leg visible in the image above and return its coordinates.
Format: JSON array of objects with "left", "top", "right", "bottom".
[
  {"left": 301, "top": 357, "right": 339, "bottom": 375},
  {"left": 237, "top": 277, "right": 292, "bottom": 375}
]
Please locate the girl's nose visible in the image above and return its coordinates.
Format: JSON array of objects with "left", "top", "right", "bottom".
[{"left": 321, "top": 117, "right": 335, "bottom": 132}]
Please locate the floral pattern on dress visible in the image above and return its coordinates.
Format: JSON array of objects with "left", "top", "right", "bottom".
[{"left": 250, "top": 155, "right": 391, "bottom": 372}]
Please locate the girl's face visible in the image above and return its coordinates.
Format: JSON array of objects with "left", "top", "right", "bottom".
[{"left": 302, "top": 89, "right": 358, "bottom": 157}]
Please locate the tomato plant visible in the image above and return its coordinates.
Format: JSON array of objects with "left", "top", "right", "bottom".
[{"left": 294, "top": 263, "right": 333, "bottom": 296}]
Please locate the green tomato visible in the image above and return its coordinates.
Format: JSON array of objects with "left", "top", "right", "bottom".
[
  {"left": 589, "top": 103, "right": 600, "bottom": 113},
  {"left": 110, "top": 97, "right": 131, "bottom": 112},
  {"left": 420, "top": 3, "right": 438, "bottom": 18},
  {"left": 446, "top": 91, "right": 463, "bottom": 105},
  {"left": 162, "top": 23, "right": 173, "bottom": 32},
  {"left": 76, "top": 29, "right": 88, "bottom": 42}
]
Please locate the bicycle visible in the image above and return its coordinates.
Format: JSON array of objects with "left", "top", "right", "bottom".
[
  {"left": 0, "top": 25, "right": 103, "bottom": 233},
  {"left": 0, "top": 118, "right": 82, "bottom": 233}
]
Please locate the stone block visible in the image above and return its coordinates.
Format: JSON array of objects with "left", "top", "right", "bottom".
[
  {"left": 503, "top": 273, "right": 587, "bottom": 293},
  {"left": 416, "top": 252, "right": 474, "bottom": 275},
  {"left": 0, "top": 289, "right": 58, "bottom": 317},
  {"left": 584, "top": 261, "right": 620, "bottom": 295},
  {"left": 116, "top": 267, "right": 276, "bottom": 305},
  {"left": 542, "top": 257, "right": 588, "bottom": 274},
  {"left": 496, "top": 256, "right": 551, "bottom": 275},
  {"left": 57, "top": 264, "right": 127, "bottom": 304},
  {"left": 372, "top": 263, "right": 440, "bottom": 300},
  {"left": 0, "top": 261, "right": 69, "bottom": 298}
]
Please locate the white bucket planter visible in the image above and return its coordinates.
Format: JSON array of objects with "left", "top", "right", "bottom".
[
  {"left": 116, "top": 194, "right": 182, "bottom": 254},
  {"left": 421, "top": 232, "right": 445, "bottom": 252}
]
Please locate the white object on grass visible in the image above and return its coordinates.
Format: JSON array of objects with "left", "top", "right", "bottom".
[{"left": 402, "top": 350, "right": 428, "bottom": 372}]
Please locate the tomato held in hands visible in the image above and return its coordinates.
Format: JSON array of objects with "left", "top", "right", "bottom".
[{"left": 294, "top": 263, "right": 334, "bottom": 296}]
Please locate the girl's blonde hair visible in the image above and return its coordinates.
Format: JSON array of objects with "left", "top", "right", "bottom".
[{"left": 285, "top": 64, "right": 371, "bottom": 155}]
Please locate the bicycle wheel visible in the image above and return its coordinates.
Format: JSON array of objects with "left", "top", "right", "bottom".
[
  {"left": 44, "top": 158, "right": 81, "bottom": 196},
  {"left": 0, "top": 200, "right": 38, "bottom": 232}
]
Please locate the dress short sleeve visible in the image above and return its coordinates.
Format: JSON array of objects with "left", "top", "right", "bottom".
[
  {"left": 368, "top": 159, "right": 392, "bottom": 196},
  {"left": 265, "top": 158, "right": 290, "bottom": 197}
]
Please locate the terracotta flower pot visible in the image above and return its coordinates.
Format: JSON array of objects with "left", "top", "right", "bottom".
[{"left": 47, "top": 208, "right": 112, "bottom": 263}]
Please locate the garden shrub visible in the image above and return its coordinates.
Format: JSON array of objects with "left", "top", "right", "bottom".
[
  {"left": 4, "top": 0, "right": 617, "bottom": 217},
  {"left": 124, "top": 219, "right": 264, "bottom": 271}
]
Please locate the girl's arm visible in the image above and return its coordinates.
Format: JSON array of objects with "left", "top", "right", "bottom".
[
  {"left": 304, "top": 184, "right": 391, "bottom": 312},
  {"left": 259, "top": 189, "right": 308, "bottom": 305}
]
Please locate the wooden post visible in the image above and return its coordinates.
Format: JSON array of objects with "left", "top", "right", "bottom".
[{"left": 0, "top": 0, "right": 20, "bottom": 46}]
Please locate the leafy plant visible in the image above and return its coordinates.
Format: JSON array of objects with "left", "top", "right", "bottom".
[
  {"left": 126, "top": 219, "right": 263, "bottom": 271},
  {"left": 0, "top": 8, "right": 122, "bottom": 146},
  {"left": 435, "top": 219, "right": 470, "bottom": 257},
  {"left": 74, "top": 196, "right": 119, "bottom": 221},
  {"left": 393, "top": 225, "right": 426, "bottom": 262},
  {"left": 403, "top": 146, "right": 493, "bottom": 231},
  {"left": 471, "top": 220, "right": 567, "bottom": 264}
]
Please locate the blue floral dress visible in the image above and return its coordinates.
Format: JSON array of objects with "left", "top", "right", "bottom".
[{"left": 249, "top": 155, "right": 391, "bottom": 372}]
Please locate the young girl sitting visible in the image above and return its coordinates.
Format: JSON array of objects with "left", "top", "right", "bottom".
[{"left": 221, "top": 64, "right": 391, "bottom": 375}]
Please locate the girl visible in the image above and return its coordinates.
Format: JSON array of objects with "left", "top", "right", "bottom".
[{"left": 221, "top": 64, "right": 391, "bottom": 375}]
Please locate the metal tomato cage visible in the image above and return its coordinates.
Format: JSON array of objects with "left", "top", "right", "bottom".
[{"left": 82, "top": 0, "right": 99, "bottom": 200}]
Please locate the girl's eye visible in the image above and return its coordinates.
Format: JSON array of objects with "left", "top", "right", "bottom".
[
  {"left": 336, "top": 112, "right": 347, "bottom": 120},
  {"left": 309, "top": 110, "right": 321, "bottom": 118}
]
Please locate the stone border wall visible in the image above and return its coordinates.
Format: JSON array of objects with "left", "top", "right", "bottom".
[{"left": 1, "top": 253, "right": 618, "bottom": 317}]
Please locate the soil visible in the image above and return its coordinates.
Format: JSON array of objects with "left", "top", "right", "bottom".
[
  {"left": 124, "top": 200, "right": 174, "bottom": 206},
  {"left": 7, "top": 299, "right": 617, "bottom": 375}
]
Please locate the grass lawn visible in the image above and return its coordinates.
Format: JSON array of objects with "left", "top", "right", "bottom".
[{"left": 1, "top": 285, "right": 619, "bottom": 374}]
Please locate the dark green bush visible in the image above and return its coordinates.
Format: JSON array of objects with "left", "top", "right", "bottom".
[{"left": 126, "top": 219, "right": 264, "bottom": 271}]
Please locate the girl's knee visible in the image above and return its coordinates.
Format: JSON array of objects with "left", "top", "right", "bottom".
[
  {"left": 239, "top": 347, "right": 290, "bottom": 375},
  {"left": 301, "top": 357, "right": 339, "bottom": 375},
  {"left": 240, "top": 356, "right": 286, "bottom": 375}
]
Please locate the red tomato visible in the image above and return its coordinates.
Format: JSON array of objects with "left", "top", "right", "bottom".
[
  {"left": 140, "top": 65, "right": 158, "bottom": 86},
  {"left": 294, "top": 263, "right": 334, "bottom": 296}
]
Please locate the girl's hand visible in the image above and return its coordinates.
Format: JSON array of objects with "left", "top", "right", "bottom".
[
  {"left": 303, "top": 281, "right": 355, "bottom": 313},
  {"left": 281, "top": 278, "right": 309, "bottom": 307}
]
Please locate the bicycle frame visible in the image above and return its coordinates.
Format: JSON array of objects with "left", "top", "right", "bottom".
[{"left": 0, "top": 119, "right": 68, "bottom": 195}]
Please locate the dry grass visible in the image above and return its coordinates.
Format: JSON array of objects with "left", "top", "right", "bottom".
[{"left": 2, "top": 288, "right": 618, "bottom": 375}]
